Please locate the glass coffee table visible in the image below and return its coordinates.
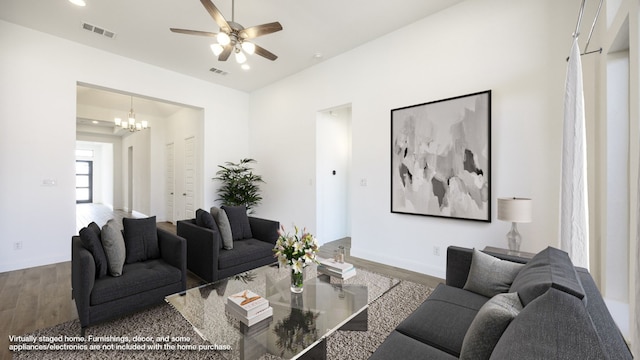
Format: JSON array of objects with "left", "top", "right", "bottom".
[{"left": 166, "top": 264, "right": 399, "bottom": 360}]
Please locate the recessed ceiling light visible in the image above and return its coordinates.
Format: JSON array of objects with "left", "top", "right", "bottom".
[
  {"left": 69, "top": 0, "right": 86, "bottom": 7},
  {"left": 313, "top": 52, "right": 324, "bottom": 59},
  {"left": 92, "top": 120, "right": 99, "bottom": 124}
]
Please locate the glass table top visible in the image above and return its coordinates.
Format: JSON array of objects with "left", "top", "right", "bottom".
[{"left": 166, "top": 264, "right": 399, "bottom": 360}]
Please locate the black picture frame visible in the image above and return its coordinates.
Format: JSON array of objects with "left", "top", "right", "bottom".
[{"left": 390, "top": 90, "right": 491, "bottom": 222}]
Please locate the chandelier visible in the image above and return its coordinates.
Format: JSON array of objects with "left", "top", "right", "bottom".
[{"left": 114, "top": 96, "right": 148, "bottom": 132}]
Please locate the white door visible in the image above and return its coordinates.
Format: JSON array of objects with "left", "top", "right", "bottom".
[
  {"left": 166, "top": 142, "right": 175, "bottom": 223},
  {"left": 183, "top": 137, "right": 196, "bottom": 220}
]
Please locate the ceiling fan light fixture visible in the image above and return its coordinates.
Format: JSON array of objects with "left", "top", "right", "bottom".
[
  {"left": 68, "top": 0, "right": 86, "bottom": 6},
  {"left": 241, "top": 41, "right": 255, "bottom": 55},
  {"left": 114, "top": 117, "right": 122, "bottom": 126},
  {"left": 210, "top": 43, "right": 224, "bottom": 56},
  {"left": 217, "top": 32, "right": 231, "bottom": 46},
  {"left": 235, "top": 51, "right": 247, "bottom": 64}
]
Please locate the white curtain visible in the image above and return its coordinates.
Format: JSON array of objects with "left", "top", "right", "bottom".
[
  {"left": 560, "top": 37, "right": 589, "bottom": 269},
  {"left": 635, "top": 143, "right": 640, "bottom": 357}
]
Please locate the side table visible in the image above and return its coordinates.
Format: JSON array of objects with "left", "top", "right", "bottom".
[{"left": 483, "top": 246, "right": 536, "bottom": 260}]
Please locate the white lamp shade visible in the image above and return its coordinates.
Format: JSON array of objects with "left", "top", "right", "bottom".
[
  {"left": 241, "top": 41, "right": 255, "bottom": 55},
  {"left": 235, "top": 51, "right": 247, "bottom": 64},
  {"left": 216, "top": 32, "right": 230, "bottom": 46},
  {"left": 210, "top": 43, "right": 224, "bottom": 56},
  {"left": 114, "top": 117, "right": 121, "bottom": 126},
  {"left": 497, "top": 197, "right": 532, "bottom": 223}
]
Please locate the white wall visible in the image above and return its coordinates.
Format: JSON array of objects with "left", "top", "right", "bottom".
[
  {"left": 0, "top": 20, "right": 250, "bottom": 272},
  {"left": 250, "top": 0, "right": 576, "bottom": 278}
]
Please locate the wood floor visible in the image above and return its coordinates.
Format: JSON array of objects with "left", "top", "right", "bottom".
[{"left": 1, "top": 204, "right": 443, "bottom": 360}]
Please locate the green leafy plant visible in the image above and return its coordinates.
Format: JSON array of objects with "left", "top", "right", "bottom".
[{"left": 213, "top": 158, "right": 264, "bottom": 212}]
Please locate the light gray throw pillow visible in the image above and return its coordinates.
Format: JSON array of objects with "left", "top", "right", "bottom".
[
  {"left": 464, "top": 249, "right": 524, "bottom": 298},
  {"left": 210, "top": 206, "right": 233, "bottom": 250},
  {"left": 459, "top": 292, "right": 523, "bottom": 360},
  {"left": 101, "top": 219, "right": 126, "bottom": 276}
]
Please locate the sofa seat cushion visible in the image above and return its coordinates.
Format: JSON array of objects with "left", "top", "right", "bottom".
[
  {"left": 218, "top": 239, "right": 273, "bottom": 270},
  {"left": 370, "top": 331, "right": 458, "bottom": 360},
  {"left": 490, "top": 288, "right": 607, "bottom": 360},
  {"left": 395, "top": 284, "right": 489, "bottom": 357},
  {"left": 90, "top": 259, "right": 182, "bottom": 306}
]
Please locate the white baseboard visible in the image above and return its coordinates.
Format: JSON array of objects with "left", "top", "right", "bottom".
[
  {"left": 351, "top": 247, "right": 446, "bottom": 280},
  {"left": 0, "top": 253, "right": 70, "bottom": 273}
]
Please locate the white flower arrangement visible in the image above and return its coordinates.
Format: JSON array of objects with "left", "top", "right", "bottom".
[{"left": 273, "top": 225, "right": 319, "bottom": 273}]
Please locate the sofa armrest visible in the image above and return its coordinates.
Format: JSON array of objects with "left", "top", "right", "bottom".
[
  {"left": 177, "top": 219, "right": 221, "bottom": 282},
  {"left": 71, "top": 236, "right": 95, "bottom": 327},
  {"left": 158, "top": 228, "right": 187, "bottom": 290},
  {"left": 446, "top": 246, "right": 474, "bottom": 288},
  {"left": 249, "top": 217, "right": 280, "bottom": 245}
]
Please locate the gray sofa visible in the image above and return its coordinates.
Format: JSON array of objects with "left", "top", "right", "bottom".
[
  {"left": 72, "top": 224, "right": 186, "bottom": 335},
  {"left": 370, "top": 246, "right": 632, "bottom": 359},
  {"left": 176, "top": 214, "right": 279, "bottom": 283}
]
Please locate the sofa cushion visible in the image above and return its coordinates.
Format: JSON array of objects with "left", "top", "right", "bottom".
[
  {"left": 90, "top": 259, "right": 182, "bottom": 306},
  {"left": 370, "top": 331, "right": 458, "bottom": 360},
  {"left": 196, "top": 208, "right": 217, "bottom": 230},
  {"left": 211, "top": 207, "right": 233, "bottom": 250},
  {"left": 459, "top": 292, "right": 523, "bottom": 360},
  {"left": 509, "top": 246, "right": 585, "bottom": 306},
  {"left": 490, "top": 288, "right": 608, "bottom": 360},
  {"left": 222, "top": 205, "right": 253, "bottom": 240},
  {"left": 576, "top": 268, "right": 633, "bottom": 359},
  {"left": 217, "top": 239, "right": 273, "bottom": 270},
  {"left": 463, "top": 249, "right": 524, "bottom": 298},
  {"left": 123, "top": 216, "right": 160, "bottom": 264},
  {"left": 395, "top": 284, "right": 489, "bottom": 357},
  {"left": 79, "top": 223, "right": 108, "bottom": 278},
  {"left": 101, "top": 219, "right": 126, "bottom": 277}
]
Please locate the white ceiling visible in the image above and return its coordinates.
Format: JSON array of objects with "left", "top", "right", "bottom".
[{"left": 0, "top": 0, "right": 464, "bottom": 93}]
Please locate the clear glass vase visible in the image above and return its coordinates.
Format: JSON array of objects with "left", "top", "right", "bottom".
[{"left": 290, "top": 269, "right": 304, "bottom": 293}]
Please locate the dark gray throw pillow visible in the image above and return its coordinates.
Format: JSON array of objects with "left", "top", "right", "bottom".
[
  {"left": 211, "top": 207, "right": 233, "bottom": 250},
  {"left": 196, "top": 208, "right": 217, "bottom": 230},
  {"left": 123, "top": 216, "right": 159, "bottom": 264},
  {"left": 464, "top": 249, "right": 524, "bottom": 298},
  {"left": 222, "top": 205, "right": 253, "bottom": 241},
  {"left": 101, "top": 219, "right": 126, "bottom": 276},
  {"left": 460, "top": 292, "right": 523, "bottom": 360},
  {"left": 509, "top": 246, "right": 585, "bottom": 306},
  {"left": 79, "top": 223, "right": 108, "bottom": 278}
]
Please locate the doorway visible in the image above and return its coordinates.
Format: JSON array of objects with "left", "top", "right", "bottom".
[{"left": 315, "top": 105, "right": 352, "bottom": 245}]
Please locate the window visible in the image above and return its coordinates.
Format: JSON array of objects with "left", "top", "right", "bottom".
[{"left": 76, "top": 160, "right": 93, "bottom": 203}]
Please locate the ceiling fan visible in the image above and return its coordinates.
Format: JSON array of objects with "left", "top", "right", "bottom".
[{"left": 170, "top": 0, "right": 283, "bottom": 69}]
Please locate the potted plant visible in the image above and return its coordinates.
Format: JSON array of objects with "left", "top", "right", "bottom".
[{"left": 213, "top": 158, "right": 264, "bottom": 212}]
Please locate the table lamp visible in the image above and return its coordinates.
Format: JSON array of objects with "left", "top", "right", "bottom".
[{"left": 497, "top": 197, "right": 532, "bottom": 252}]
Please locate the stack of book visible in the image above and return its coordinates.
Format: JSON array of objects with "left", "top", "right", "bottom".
[
  {"left": 225, "top": 290, "right": 273, "bottom": 326},
  {"left": 317, "top": 258, "right": 357, "bottom": 280}
]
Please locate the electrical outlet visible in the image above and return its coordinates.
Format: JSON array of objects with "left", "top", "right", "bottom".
[
  {"left": 13, "top": 241, "right": 23, "bottom": 250},
  {"left": 433, "top": 246, "right": 440, "bottom": 256}
]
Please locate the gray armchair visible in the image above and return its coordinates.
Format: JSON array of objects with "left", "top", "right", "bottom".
[
  {"left": 71, "top": 228, "right": 186, "bottom": 335},
  {"left": 177, "top": 216, "right": 279, "bottom": 283}
]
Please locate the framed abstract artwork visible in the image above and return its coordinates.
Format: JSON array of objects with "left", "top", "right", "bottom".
[{"left": 390, "top": 90, "right": 491, "bottom": 222}]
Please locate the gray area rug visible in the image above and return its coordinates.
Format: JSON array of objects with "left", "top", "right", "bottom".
[{"left": 11, "top": 280, "right": 432, "bottom": 359}]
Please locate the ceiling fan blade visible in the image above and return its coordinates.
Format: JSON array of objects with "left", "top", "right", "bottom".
[
  {"left": 218, "top": 45, "right": 233, "bottom": 61},
  {"left": 240, "top": 22, "right": 283, "bottom": 39},
  {"left": 170, "top": 28, "right": 218, "bottom": 37},
  {"left": 201, "top": 0, "right": 231, "bottom": 33},
  {"left": 254, "top": 44, "right": 278, "bottom": 61}
]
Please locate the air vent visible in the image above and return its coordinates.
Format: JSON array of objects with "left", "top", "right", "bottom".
[
  {"left": 209, "top": 67, "right": 229, "bottom": 76},
  {"left": 81, "top": 22, "right": 116, "bottom": 39}
]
